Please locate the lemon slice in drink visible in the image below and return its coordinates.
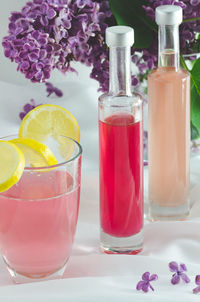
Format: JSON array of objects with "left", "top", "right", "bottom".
[
  {"left": 0, "top": 141, "right": 25, "bottom": 193},
  {"left": 19, "top": 104, "right": 80, "bottom": 160},
  {"left": 10, "top": 138, "right": 58, "bottom": 167}
]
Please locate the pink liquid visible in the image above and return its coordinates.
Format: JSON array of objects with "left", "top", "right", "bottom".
[
  {"left": 148, "top": 67, "right": 190, "bottom": 208},
  {"left": 0, "top": 170, "right": 80, "bottom": 277},
  {"left": 99, "top": 112, "right": 143, "bottom": 237}
]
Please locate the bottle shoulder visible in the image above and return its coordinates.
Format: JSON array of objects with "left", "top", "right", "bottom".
[
  {"left": 148, "top": 67, "right": 190, "bottom": 82},
  {"left": 98, "top": 91, "right": 143, "bottom": 107}
]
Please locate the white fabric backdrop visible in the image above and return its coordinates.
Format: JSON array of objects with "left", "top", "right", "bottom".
[
  {"left": 0, "top": 78, "right": 200, "bottom": 301},
  {"left": 1, "top": 2, "right": 200, "bottom": 301}
]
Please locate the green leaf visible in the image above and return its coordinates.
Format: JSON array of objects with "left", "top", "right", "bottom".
[
  {"left": 190, "top": 58, "right": 200, "bottom": 139},
  {"left": 108, "top": 0, "right": 157, "bottom": 49},
  {"left": 191, "top": 57, "right": 200, "bottom": 80},
  {"left": 191, "top": 80, "right": 200, "bottom": 135},
  {"left": 191, "top": 122, "right": 199, "bottom": 140}
]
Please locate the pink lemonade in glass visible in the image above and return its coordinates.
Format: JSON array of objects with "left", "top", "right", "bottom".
[
  {"left": 99, "top": 112, "right": 143, "bottom": 251},
  {"left": 0, "top": 136, "right": 82, "bottom": 282}
]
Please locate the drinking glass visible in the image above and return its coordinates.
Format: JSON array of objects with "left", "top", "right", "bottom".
[{"left": 0, "top": 135, "right": 82, "bottom": 283}]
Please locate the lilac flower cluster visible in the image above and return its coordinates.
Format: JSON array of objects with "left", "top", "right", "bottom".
[
  {"left": 2, "top": 0, "right": 114, "bottom": 91},
  {"left": 2, "top": 0, "right": 200, "bottom": 92}
]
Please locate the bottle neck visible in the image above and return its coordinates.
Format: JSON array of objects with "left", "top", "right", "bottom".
[
  {"left": 158, "top": 25, "right": 180, "bottom": 70},
  {"left": 109, "top": 46, "right": 132, "bottom": 96}
]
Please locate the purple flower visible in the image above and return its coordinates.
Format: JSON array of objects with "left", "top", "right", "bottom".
[
  {"left": 3, "top": 0, "right": 200, "bottom": 94},
  {"left": 39, "top": 2, "right": 56, "bottom": 27},
  {"left": 132, "top": 75, "right": 139, "bottom": 86},
  {"left": 55, "top": 7, "right": 72, "bottom": 30},
  {"left": 193, "top": 275, "right": 200, "bottom": 294},
  {"left": 45, "top": 82, "right": 63, "bottom": 97},
  {"left": 19, "top": 99, "right": 40, "bottom": 120},
  {"left": 2, "top": 0, "right": 114, "bottom": 92},
  {"left": 47, "top": 0, "right": 70, "bottom": 7},
  {"left": 169, "top": 261, "right": 190, "bottom": 285},
  {"left": 136, "top": 272, "right": 158, "bottom": 292},
  {"left": 190, "top": 0, "right": 200, "bottom": 7}
]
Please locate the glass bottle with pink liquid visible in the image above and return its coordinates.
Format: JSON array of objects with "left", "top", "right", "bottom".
[
  {"left": 98, "top": 26, "right": 143, "bottom": 254},
  {"left": 148, "top": 5, "right": 190, "bottom": 220}
]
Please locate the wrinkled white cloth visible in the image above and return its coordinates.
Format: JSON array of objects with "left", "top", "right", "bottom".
[{"left": 0, "top": 77, "right": 200, "bottom": 302}]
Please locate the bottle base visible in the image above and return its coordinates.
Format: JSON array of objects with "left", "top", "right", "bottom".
[
  {"left": 100, "top": 228, "right": 143, "bottom": 255},
  {"left": 149, "top": 201, "right": 190, "bottom": 221}
]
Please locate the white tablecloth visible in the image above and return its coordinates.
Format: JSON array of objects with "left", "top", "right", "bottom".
[{"left": 0, "top": 74, "right": 200, "bottom": 301}]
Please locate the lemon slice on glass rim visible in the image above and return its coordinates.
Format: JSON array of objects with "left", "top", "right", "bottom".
[
  {"left": 10, "top": 138, "right": 58, "bottom": 167},
  {"left": 19, "top": 104, "right": 80, "bottom": 160},
  {"left": 0, "top": 141, "right": 25, "bottom": 193}
]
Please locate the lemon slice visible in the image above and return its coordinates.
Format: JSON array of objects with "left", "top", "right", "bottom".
[
  {"left": 0, "top": 141, "right": 25, "bottom": 193},
  {"left": 19, "top": 104, "right": 80, "bottom": 160},
  {"left": 10, "top": 138, "right": 58, "bottom": 167}
]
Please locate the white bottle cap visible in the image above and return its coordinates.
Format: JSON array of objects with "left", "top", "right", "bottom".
[
  {"left": 106, "top": 26, "right": 134, "bottom": 47},
  {"left": 156, "top": 5, "right": 183, "bottom": 26}
]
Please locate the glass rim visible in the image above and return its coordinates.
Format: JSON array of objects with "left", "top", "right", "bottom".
[{"left": 0, "top": 134, "right": 82, "bottom": 171}]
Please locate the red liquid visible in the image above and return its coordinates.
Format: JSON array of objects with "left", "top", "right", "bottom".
[{"left": 99, "top": 112, "right": 143, "bottom": 237}]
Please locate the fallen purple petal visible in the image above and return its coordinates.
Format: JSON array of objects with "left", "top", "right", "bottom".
[
  {"left": 193, "top": 275, "right": 200, "bottom": 294},
  {"left": 136, "top": 281, "right": 144, "bottom": 291},
  {"left": 142, "top": 283, "right": 149, "bottom": 293},
  {"left": 195, "top": 275, "right": 200, "bottom": 285},
  {"left": 171, "top": 274, "right": 180, "bottom": 285},
  {"left": 23, "top": 103, "right": 34, "bottom": 113},
  {"left": 19, "top": 99, "right": 40, "bottom": 120},
  {"left": 169, "top": 261, "right": 190, "bottom": 285},
  {"left": 142, "top": 272, "right": 150, "bottom": 281},
  {"left": 45, "top": 82, "right": 63, "bottom": 97},
  {"left": 149, "top": 274, "right": 158, "bottom": 282},
  {"left": 136, "top": 272, "right": 158, "bottom": 293},
  {"left": 169, "top": 261, "right": 179, "bottom": 272},
  {"left": 181, "top": 273, "right": 190, "bottom": 283},
  {"left": 180, "top": 264, "right": 187, "bottom": 272},
  {"left": 54, "top": 87, "right": 63, "bottom": 97},
  {"left": 19, "top": 112, "right": 26, "bottom": 120},
  {"left": 193, "top": 286, "right": 200, "bottom": 294}
]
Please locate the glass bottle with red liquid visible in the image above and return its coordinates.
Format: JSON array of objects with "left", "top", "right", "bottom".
[{"left": 98, "top": 26, "right": 143, "bottom": 254}]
